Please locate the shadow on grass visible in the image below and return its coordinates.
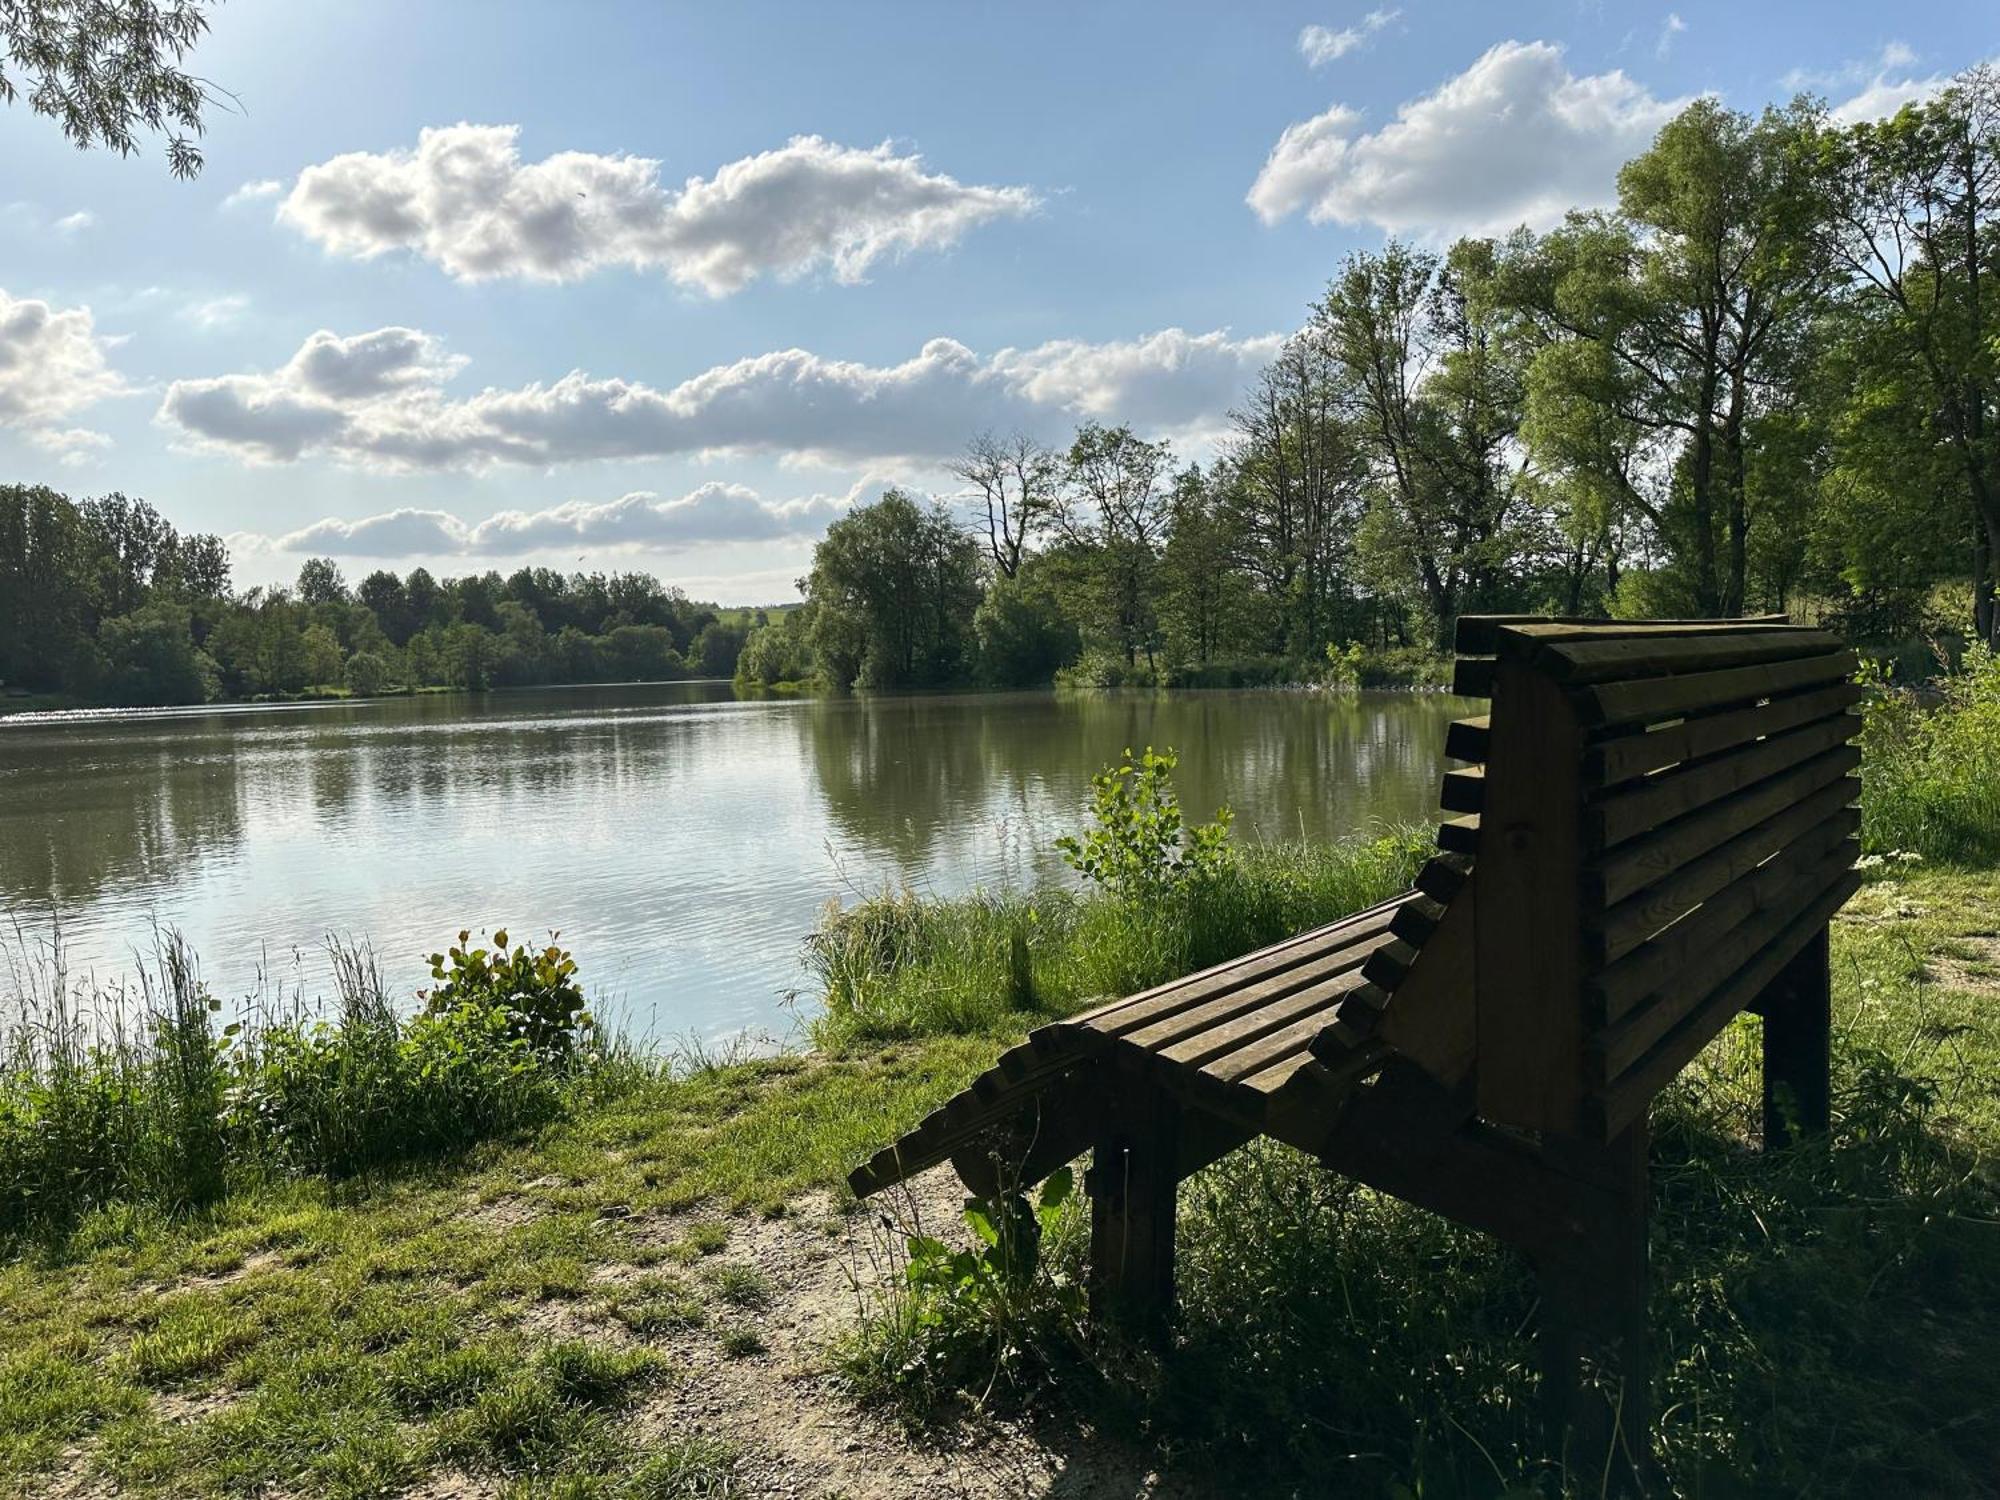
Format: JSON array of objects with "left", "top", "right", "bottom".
[{"left": 841, "top": 1014, "right": 2000, "bottom": 1497}]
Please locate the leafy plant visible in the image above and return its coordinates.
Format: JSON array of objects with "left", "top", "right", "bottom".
[
  {"left": 840, "top": 1167, "right": 1085, "bottom": 1417},
  {"left": 422, "top": 929, "right": 593, "bottom": 1060},
  {"left": 1055, "top": 747, "right": 1233, "bottom": 902},
  {"left": 1322, "top": 640, "right": 1366, "bottom": 689}
]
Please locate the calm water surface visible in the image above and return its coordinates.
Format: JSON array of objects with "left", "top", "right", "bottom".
[{"left": 0, "top": 685, "right": 1468, "bottom": 1041}]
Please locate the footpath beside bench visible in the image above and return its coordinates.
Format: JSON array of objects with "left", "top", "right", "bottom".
[{"left": 847, "top": 615, "right": 1862, "bottom": 1461}]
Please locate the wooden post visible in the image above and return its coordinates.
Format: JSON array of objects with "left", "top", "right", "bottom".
[
  {"left": 1085, "top": 1084, "right": 1180, "bottom": 1337},
  {"left": 1536, "top": 1122, "right": 1652, "bottom": 1481},
  {"left": 1758, "top": 926, "right": 1832, "bottom": 1148}
]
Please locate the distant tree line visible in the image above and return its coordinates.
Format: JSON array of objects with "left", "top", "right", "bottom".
[
  {"left": 0, "top": 486, "right": 749, "bottom": 706},
  {"left": 740, "top": 75, "right": 1999, "bottom": 692}
]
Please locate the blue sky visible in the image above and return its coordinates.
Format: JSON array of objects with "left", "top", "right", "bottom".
[{"left": 2, "top": 1, "right": 1992, "bottom": 603}]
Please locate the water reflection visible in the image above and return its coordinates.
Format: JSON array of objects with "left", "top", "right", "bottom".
[{"left": 0, "top": 685, "right": 1465, "bottom": 1038}]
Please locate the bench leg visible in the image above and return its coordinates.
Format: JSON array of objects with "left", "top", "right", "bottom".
[
  {"left": 1536, "top": 1122, "right": 1651, "bottom": 1483},
  {"left": 1085, "top": 1087, "right": 1180, "bottom": 1338},
  {"left": 1759, "top": 927, "right": 1832, "bottom": 1149}
]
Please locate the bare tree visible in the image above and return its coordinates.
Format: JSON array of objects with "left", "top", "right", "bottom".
[
  {"left": 2, "top": 1, "right": 226, "bottom": 177},
  {"left": 949, "top": 431, "right": 1058, "bottom": 579}
]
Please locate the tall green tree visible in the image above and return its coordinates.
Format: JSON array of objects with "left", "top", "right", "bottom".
[
  {"left": 805, "top": 490, "right": 983, "bottom": 688},
  {"left": 1057, "top": 423, "right": 1172, "bottom": 667},
  {"left": 1507, "top": 99, "right": 1832, "bottom": 616},
  {"left": 1816, "top": 67, "right": 2000, "bottom": 643},
  {"left": 1317, "top": 238, "right": 1530, "bottom": 644}
]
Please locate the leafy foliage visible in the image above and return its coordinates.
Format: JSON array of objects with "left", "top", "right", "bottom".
[
  {"left": 1055, "top": 746, "right": 1234, "bottom": 902},
  {"left": 422, "top": 929, "right": 593, "bottom": 1062},
  {"left": 0, "top": 0, "right": 219, "bottom": 177}
]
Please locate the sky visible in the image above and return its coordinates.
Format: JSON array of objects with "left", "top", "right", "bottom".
[{"left": 2, "top": 1, "right": 1993, "bottom": 605}]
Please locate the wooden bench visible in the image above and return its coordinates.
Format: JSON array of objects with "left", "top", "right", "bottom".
[{"left": 847, "top": 615, "right": 1862, "bottom": 1461}]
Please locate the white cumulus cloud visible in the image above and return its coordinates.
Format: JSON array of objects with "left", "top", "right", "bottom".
[
  {"left": 158, "top": 323, "right": 1278, "bottom": 472},
  {"left": 1297, "top": 10, "right": 1398, "bottom": 67},
  {"left": 263, "top": 478, "right": 871, "bottom": 559},
  {"left": 1248, "top": 39, "right": 1689, "bottom": 238},
  {"left": 0, "top": 289, "right": 126, "bottom": 454},
  {"left": 271, "top": 125, "right": 1037, "bottom": 295}
]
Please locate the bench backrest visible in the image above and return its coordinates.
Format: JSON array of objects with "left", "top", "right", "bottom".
[{"left": 1446, "top": 616, "right": 1862, "bottom": 1139}]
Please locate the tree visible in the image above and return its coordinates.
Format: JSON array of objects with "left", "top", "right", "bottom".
[
  {"left": 805, "top": 490, "right": 982, "bottom": 688},
  {"left": 1816, "top": 67, "right": 2000, "bottom": 643},
  {"left": 300, "top": 622, "right": 344, "bottom": 688},
  {"left": 973, "top": 568, "right": 1079, "bottom": 686},
  {"left": 96, "top": 600, "right": 215, "bottom": 704},
  {"left": 1159, "top": 466, "right": 1253, "bottom": 665},
  {"left": 1057, "top": 424, "right": 1172, "bottom": 667},
  {"left": 1317, "top": 239, "right": 1530, "bottom": 644},
  {"left": 343, "top": 649, "right": 390, "bottom": 697},
  {"left": 1507, "top": 100, "right": 1833, "bottom": 616},
  {"left": 1224, "top": 333, "right": 1363, "bottom": 654},
  {"left": 296, "top": 556, "right": 348, "bottom": 608},
  {"left": 1, "top": 0, "right": 224, "bottom": 177},
  {"left": 951, "top": 431, "right": 1059, "bottom": 579},
  {"left": 356, "top": 570, "right": 413, "bottom": 644}
]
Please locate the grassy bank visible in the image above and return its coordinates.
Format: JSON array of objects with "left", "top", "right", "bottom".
[{"left": 0, "top": 865, "right": 1992, "bottom": 1496}]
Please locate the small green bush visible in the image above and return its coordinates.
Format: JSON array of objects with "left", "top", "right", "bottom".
[
  {"left": 1055, "top": 746, "right": 1233, "bottom": 903},
  {"left": 423, "top": 929, "right": 593, "bottom": 1061}
]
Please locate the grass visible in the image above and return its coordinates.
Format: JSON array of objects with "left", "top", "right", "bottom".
[
  {"left": 1859, "top": 643, "right": 2000, "bottom": 863},
  {"left": 834, "top": 866, "right": 2000, "bottom": 1495},
  {"left": 806, "top": 828, "right": 1431, "bottom": 1048}
]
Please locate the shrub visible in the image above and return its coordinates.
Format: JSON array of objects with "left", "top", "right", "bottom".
[
  {"left": 0, "top": 927, "right": 623, "bottom": 1235},
  {"left": 1055, "top": 746, "right": 1233, "bottom": 904},
  {"left": 422, "top": 930, "right": 593, "bottom": 1062},
  {"left": 836, "top": 1167, "right": 1086, "bottom": 1419}
]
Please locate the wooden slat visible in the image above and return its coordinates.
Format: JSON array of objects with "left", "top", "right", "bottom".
[
  {"left": 1590, "top": 829, "right": 1858, "bottom": 1025},
  {"left": 1437, "top": 815, "right": 1480, "bottom": 854},
  {"left": 1454, "top": 614, "right": 1787, "bottom": 656},
  {"left": 1542, "top": 629, "right": 1841, "bottom": 684},
  {"left": 1414, "top": 852, "right": 1472, "bottom": 903},
  {"left": 1590, "top": 779, "right": 1862, "bottom": 964},
  {"left": 1054, "top": 894, "right": 1410, "bottom": 1036},
  {"left": 1586, "top": 683, "right": 1864, "bottom": 788},
  {"left": 1203, "top": 1007, "right": 1346, "bottom": 1085},
  {"left": 1594, "top": 871, "right": 1862, "bottom": 1137},
  {"left": 1361, "top": 937, "right": 1419, "bottom": 991},
  {"left": 1440, "top": 765, "right": 1486, "bottom": 814},
  {"left": 1587, "top": 711, "right": 1859, "bottom": 850},
  {"left": 1576, "top": 650, "right": 1856, "bottom": 729},
  {"left": 1115, "top": 932, "right": 1395, "bottom": 1052},
  {"left": 1453, "top": 657, "right": 1496, "bottom": 697},
  {"left": 1389, "top": 893, "right": 1446, "bottom": 946},
  {"left": 1154, "top": 967, "right": 1371, "bottom": 1070},
  {"left": 1445, "top": 716, "right": 1491, "bottom": 762},
  {"left": 1588, "top": 747, "right": 1858, "bottom": 908}
]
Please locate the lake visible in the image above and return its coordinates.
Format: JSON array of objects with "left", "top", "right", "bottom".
[{"left": 0, "top": 684, "right": 1468, "bottom": 1042}]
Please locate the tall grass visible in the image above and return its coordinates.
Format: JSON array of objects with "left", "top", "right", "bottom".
[
  {"left": 804, "top": 829, "right": 1431, "bottom": 1048},
  {"left": 837, "top": 876, "right": 2000, "bottom": 1495},
  {"left": 1858, "top": 642, "right": 2000, "bottom": 862},
  {"left": 0, "top": 927, "right": 639, "bottom": 1239}
]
